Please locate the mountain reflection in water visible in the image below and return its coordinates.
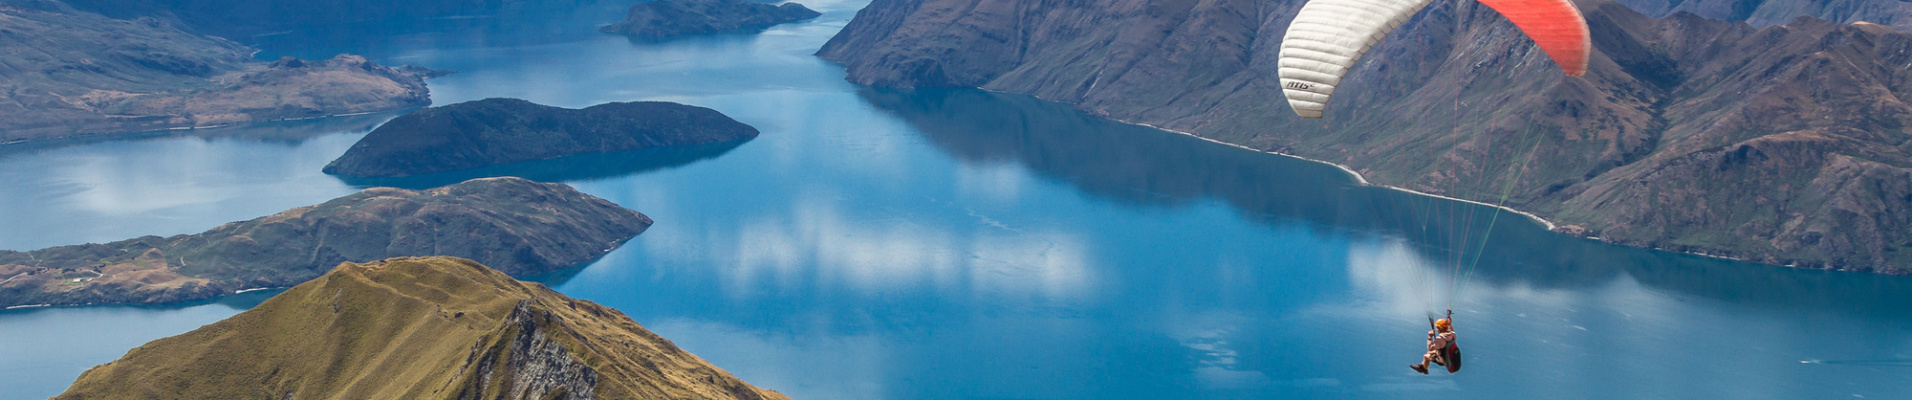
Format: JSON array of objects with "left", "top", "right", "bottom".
[
  {"left": 858, "top": 87, "right": 1912, "bottom": 319},
  {"left": 329, "top": 139, "right": 753, "bottom": 189}
]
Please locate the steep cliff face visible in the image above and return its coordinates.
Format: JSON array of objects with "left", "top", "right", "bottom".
[
  {"left": 1614, "top": 0, "right": 1912, "bottom": 31},
  {"left": 821, "top": 0, "right": 1912, "bottom": 273},
  {"left": 0, "top": 177, "right": 654, "bottom": 307},
  {"left": 55, "top": 257, "right": 793, "bottom": 400},
  {"left": 458, "top": 301, "right": 601, "bottom": 400},
  {"left": 0, "top": 0, "right": 434, "bottom": 142}
]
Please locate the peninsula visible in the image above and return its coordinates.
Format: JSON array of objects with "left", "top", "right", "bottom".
[
  {"left": 56, "top": 256, "right": 792, "bottom": 400},
  {"left": 0, "top": 177, "right": 651, "bottom": 307},
  {"left": 324, "top": 98, "right": 760, "bottom": 177},
  {"left": 600, "top": 0, "right": 821, "bottom": 40}
]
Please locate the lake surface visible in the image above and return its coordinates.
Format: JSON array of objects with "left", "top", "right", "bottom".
[{"left": 5, "top": 1, "right": 1912, "bottom": 398}]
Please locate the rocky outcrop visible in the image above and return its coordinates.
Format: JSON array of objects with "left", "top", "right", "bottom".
[
  {"left": 1614, "top": 0, "right": 1912, "bottom": 32},
  {"left": 55, "top": 256, "right": 793, "bottom": 400},
  {"left": 0, "top": 177, "right": 653, "bottom": 307},
  {"left": 600, "top": 0, "right": 820, "bottom": 40},
  {"left": 820, "top": 0, "right": 1912, "bottom": 273},
  {"left": 324, "top": 98, "right": 760, "bottom": 177},
  {"left": 459, "top": 301, "right": 601, "bottom": 400},
  {"left": 0, "top": 0, "right": 435, "bottom": 143}
]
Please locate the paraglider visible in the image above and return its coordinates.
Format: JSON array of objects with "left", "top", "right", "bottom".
[
  {"left": 1275, "top": 0, "right": 1589, "bottom": 374},
  {"left": 1277, "top": 0, "right": 1591, "bottom": 118},
  {"left": 1411, "top": 312, "right": 1461, "bottom": 374}
]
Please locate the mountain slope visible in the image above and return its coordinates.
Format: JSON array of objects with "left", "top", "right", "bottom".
[
  {"left": 820, "top": 0, "right": 1912, "bottom": 273},
  {"left": 55, "top": 256, "right": 792, "bottom": 400},
  {"left": 0, "top": 177, "right": 653, "bottom": 307}
]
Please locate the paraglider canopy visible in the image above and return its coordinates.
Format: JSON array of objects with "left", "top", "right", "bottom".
[{"left": 1277, "top": 0, "right": 1591, "bottom": 118}]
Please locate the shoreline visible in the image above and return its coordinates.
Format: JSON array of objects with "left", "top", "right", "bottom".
[
  {"left": 1092, "top": 110, "right": 1903, "bottom": 276},
  {"left": 233, "top": 286, "right": 286, "bottom": 294},
  {"left": 967, "top": 85, "right": 1568, "bottom": 231},
  {"left": 0, "top": 108, "right": 412, "bottom": 149},
  {"left": 1126, "top": 122, "right": 1559, "bottom": 231},
  {"left": 955, "top": 89, "right": 1912, "bottom": 276}
]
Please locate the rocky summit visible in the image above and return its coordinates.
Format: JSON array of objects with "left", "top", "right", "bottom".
[
  {"left": 54, "top": 256, "right": 793, "bottom": 400},
  {"left": 0, "top": 0, "right": 435, "bottom": 143},
  {"left": 0, "top": 177, "right": 652, "bottom": 307},
  {"left": 600, "top": 0, "right": 820, "bottom": 40},
  {"left": 818, "top": 0, "right": 1912, "bottom": 274},
  {"left": 324, "top": 98, "right": 762, "bottom": 177}
]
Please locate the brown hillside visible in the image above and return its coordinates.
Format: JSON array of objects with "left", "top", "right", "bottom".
[{"left": 56, "top": 256, "right": 792, "bottom": 400}]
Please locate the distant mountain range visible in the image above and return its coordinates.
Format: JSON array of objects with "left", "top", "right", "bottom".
[
  {"left": 55, "top": 256, "right": 792, "bottom": 400},
  {"left": 58, "top": 0, "right": 598, "bottom": 41},
  {"left": 0, "top": 0, "right": 435, "bottom": 143},
  {"left": 820, "top": 0, "right": 1912, "bottom": 273}
]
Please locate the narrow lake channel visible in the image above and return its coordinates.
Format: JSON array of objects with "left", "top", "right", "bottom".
[{"left": 3, "top": 1, "right": 1909, "bottom": 398}]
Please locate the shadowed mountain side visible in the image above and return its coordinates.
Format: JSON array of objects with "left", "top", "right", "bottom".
[
  {"left": 862, "top": 87, "right": 1912, "bottom": 317},
  {"left": 55, "top": 257, "right": 794, "bottom": 400},
  {"left": 333, "top": 139, "right": 750, "bottom": 190},
  {"left": 0, "top": 0, "right": 435, "bottom": 142},
  {"left": 324, "top": 98, "right": 760, "bottom": 177},
  {"left": 822, "top": 0, "right": 1912, "bottom": 274},
  {"left": 0, "top": 177, "right": 651, "bottom": 307},
  {"left": 600, "top": 0, "right": 820, "bottom": 41}
]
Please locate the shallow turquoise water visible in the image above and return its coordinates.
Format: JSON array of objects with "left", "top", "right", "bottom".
[{"left": 3, "top": 1, "right": 1911, "bottom": 398}]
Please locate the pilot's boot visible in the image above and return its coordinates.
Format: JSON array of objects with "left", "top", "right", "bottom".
[{"left": 1409, "top": 363, "right": 1429, "bottom": 374}]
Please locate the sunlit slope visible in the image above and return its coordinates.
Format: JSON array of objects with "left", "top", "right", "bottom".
[{"left": 56, "top": 256, "right": 792, "bottom": 400}]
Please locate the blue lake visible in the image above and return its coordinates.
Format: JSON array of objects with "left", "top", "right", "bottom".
[{"left": 4, "top": 1, "right": 1912, "bottom": 398}]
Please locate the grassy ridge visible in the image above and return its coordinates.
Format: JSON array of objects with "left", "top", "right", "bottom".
[{"left": 56, "top": 256, "right": 791, "bottom": 400}]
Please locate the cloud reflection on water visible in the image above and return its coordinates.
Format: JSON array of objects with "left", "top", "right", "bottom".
[
  {"left": 646, "top": 317, "right": 889, "bottom": 400},
  {"left": 656, "top": 190, "right": 1095, "bottom": 302},
  {"left": 0, "top": 121, "right": 370, "bottom": 250}
]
